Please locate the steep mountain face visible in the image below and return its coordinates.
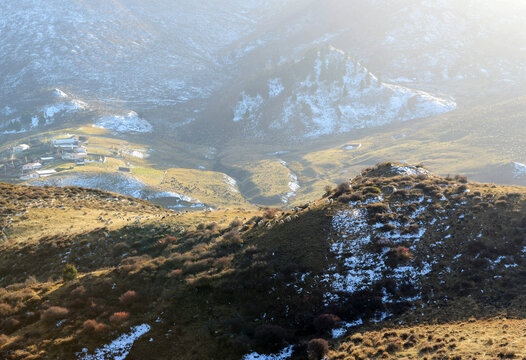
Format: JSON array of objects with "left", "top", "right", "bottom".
[
  {"left": 225, "top": 47, "right": 455, "bottom": 140},
  {"left": 1, "top": 163, "right": 525, "bottom": 359}
]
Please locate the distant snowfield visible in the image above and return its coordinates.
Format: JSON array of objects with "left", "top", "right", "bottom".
[
  {"left": 512, "top": 162, "right": 526, "bottom": 178},
  {"left": 94, "top": 112, "right": 152, "bottom": 133},
  {"left": 77, "top": 324, "right": 150, "bottom": 360}
]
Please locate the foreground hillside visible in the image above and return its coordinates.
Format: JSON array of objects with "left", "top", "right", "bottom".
[{"left": 0, "top": 163, "right": 525, "bottom": 360}]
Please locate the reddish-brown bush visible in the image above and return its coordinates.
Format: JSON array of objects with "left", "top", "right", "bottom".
[
  {"left": 391, "top": 246, "right": 413, "bottom": 262},
  {"left": 82, "top": 319, "right": 107, "bottom": 337},
  {"left": 70, "top": 286, "right": 87, "bottom": 299},
  {"left": 308, "top": 338, "right": 329, "bottom": 360},
  {"left": 213, "top": 256, "right": 232, "bottom": 270},
  {"left": 109, "top": 311, "right": 130, "bottom": 325},
  {"left": 1, "top": 318, "right": 21, "bottom": 333},
  {"left": 313, "top": 314, "right": 341, "bottom": 334},
  {"left": 170, "top": 269, "right": 184, "bottom": 278},
  {"left": 184, "top": 259, "right": 212, "bottom": 274},
  {"left": 41, "top": 306, "right": 69, "bottom": 324},
  {"left": 119, "top": 290, "right": 139, "bottom": 306}
]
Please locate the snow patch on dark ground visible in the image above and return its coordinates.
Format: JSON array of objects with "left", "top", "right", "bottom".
[{"left": 77, "top": 324, "right": 150, "bottom": 360}]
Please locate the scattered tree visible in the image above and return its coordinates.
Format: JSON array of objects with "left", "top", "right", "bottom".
[{"left": 62, "top": 264, "right": 78, "bottom": 282}]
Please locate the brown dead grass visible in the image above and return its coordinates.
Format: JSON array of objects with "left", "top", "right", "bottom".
[{"left": 329, "top": 318, "right": 526, "bottom": 360}]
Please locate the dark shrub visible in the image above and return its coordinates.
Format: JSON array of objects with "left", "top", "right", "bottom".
[
  {"left": 83, "top": 319, "right": 107, "bottom": 338},
  {"left": 388, "top": 247, "right": 413, "bottom": 264},
  {"left": 1, "top": 318, "right": 21, "bottom": 334},
  {"left": 334, "top": 182, "right": 351, "bottom": 197},
  {"left": 495, "top": 200, "right": 507, "bottom": 207},
  {"left": 308, "top": 338, "right": 329, "bottom": 360},
  {"left": 70, "top": 286, "right": 87, "bottom": 299},
  {"left": 213, "top": 256, "right": 232, "bottom": 270},
  {"left": 337, "top": 194, "right": 353, "bottom": 203},
  {"left": 41, "top": 306, "right": 69, "bottom": 324},
  {"left": 184, "top": 258, "right": 212, "bottom": 274},
  {"left": 254, "top": 324, "right": 287, "bottom": 351},
  {"left": 454, "top": 175, "right": 468, "bottom": 184},
  {"left": 457, "top": 185, "right": 469, "bottom": 193},
  {"left": 313, "top": 313, "right": 340, "bottom": 334},
  {"left": 366, "top": 203, "right": 389, "bottom": 214},
  {"left": 229, "top": 219, "right": 243, "bottom": 228}
]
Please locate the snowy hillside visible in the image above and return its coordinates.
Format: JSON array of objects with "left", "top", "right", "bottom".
[
  {"left": 2, "top": 0, "right": 525, "bottom": 144},
  {"left": 0, "top": 0, "right": 295, "bottom": 130},
  {"left": 231, "top": 47, "right": 456, "bottom": 139},
  {"left": 0, "top": 88, "right": 87, "bottom": 134}
]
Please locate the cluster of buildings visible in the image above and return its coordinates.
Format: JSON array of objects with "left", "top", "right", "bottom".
[
  {"left": 52, "top": 136, "right": 88, "bottom": 162},
  {"left": 11, "top": 136, "right": 90, "bottom": 181}
]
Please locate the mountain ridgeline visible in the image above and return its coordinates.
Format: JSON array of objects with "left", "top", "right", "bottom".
[
  {"left": 198, "top": 46, "right": 455, "bottom": 142},
  {"left": 1, "top": 163, "right": 525, "bottom": 359}
]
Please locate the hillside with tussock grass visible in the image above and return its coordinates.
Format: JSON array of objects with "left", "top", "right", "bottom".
[{"left": 0, "top": 162, "right": 525, "bottom": 360}]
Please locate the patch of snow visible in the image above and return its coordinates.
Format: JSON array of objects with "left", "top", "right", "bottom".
[
  {"left": 512, "top": 162, "right": 526, "bottom": 177},
  {"left": 323, "top": 201, "right": 433, "bottom": 304},
  {"left": 392, "top": 165, "right": 431, "bottom": 177},
  {"left": 233, "top": 92, "right": 264, "bottom": 123},
  {"left": 2, "top": 106, "right": 15, "bottom": 116},
  {"left": 268, "top": 78, "right": 284, "bottom": 98},
  {"left": 223, "top": 174, "right": 240, "bottom": 193},
  {"left": 332, "top": 319, "right": 363, "bottom": 338},
  {"left": 54, "top": 88, "right": 69, "bottom": 98},
  {"left": 76, "top": 324, "right": 150, "bottom": 360},
  {"left": 266, "top": 151, "right": 289, "bottom": 156},
  {"left": 242, "top": 346, "right": 294, "bottom": 360},
  {"left": 94, "top": 111, "right": 152, "bottom": 133},
  {"left": 279, "top": 160, "right": 301, "bottom": 203}
]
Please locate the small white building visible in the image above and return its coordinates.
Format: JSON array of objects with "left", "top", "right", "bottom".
[
  {"left": 20, "top": 172, "right": 40, "bottom": 181},
  {"left": 36, "top": 169, "right": 56, "bottom": 177},
  {"left": 40, "top": 156, "right": 55, "bottom": 163},
  {"left": 62, "top": 152, "right": 87, "bottom": 161},
  {"left": 22, "top": 162, "right": 42, "bottom": 171},
  {"left": 13, "top": 144, "right": 30, "bottom": 153},
  {"left": 52, "top": 137, "right": 78, "bottom": 148}
]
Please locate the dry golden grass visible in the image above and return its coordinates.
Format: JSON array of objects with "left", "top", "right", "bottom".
[{"left": 330, "top": 318, "right": 526, "bottom": 360}]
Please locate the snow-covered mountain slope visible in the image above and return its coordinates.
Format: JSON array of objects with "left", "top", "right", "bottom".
[
  {"left": 94, "top": 112, "right": 152, "bottom": 133},
  {"left": 2, "top": 0, "right": 525, "bottom": 145},
  {"left": 0, "top": 0, "right": 295, "bottom": 130},
  {"left": 513, "top": 162, "right": 526, "bottom": 178},
  {"left": 228, "top": 47, "right": 455, "bottom": 139},
  {"left": 0, "top": 88, "right": 87, "bottom": 134}
]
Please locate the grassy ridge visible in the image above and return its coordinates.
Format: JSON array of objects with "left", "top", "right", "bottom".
[{"left": 1, "top": 163, "right": 525, "bottom": 359}]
